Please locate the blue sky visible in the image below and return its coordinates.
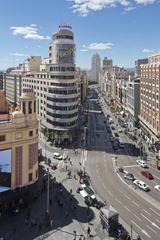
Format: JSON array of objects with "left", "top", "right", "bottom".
[{"left": 0, "top": 0, "right": 160, "bottom": 70}]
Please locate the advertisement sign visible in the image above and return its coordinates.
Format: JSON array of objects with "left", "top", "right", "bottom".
[{"left": 0, "top": 149, "right": 11, "bottom": 192}]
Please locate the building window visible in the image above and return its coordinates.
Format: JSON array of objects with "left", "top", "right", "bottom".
[
  {"left": 23, "top": 102, "right": 26, "bottom": 114},
  {"left": 36, "top": 129, "right": 38, "bottom": 134},
  {"left": 29, "top": 131, "right": 33, "bottom": 137},
  {"left": 0, "top": 135, "right": 6, "bottom": 142},
  {"left": 29, "top": 173, "right": 33, "bottom": 182},
  {"left": 28, "top": 101, "right": 32, "bottom": 114},
  {"left": 34, "top": 101, "right": 36, "bottom": 113}
]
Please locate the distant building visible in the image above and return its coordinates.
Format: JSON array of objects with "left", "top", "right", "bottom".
[
  {"left": 139, "top": 53, "right": 160, "bottom": 144},
  {"left": 91, "top": 53, "right": 101, "bottom": 83},
  {"left": 3, "top": 74, "right": 22, "bottom": 106},
  {"left": 0, "top": 89, "right": 38, "bottom": 208},
  {"left": 0, "top": 72, "right": 3, "bottom": 90},
  {"left": 127, "top": 77, "right": 140, "bottom": 128},
  {"left": 102, "top": 57, "right": 113, "bottom": 72},
  {"left": 76, "top": 69, "right": 87, "bottom": 103},
  {"left": 135, "top": 58, "right": 148, "bottom": 77}
]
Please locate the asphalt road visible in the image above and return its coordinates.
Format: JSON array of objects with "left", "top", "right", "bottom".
[{"left": 85, "top": 88, "right": 160, "bottom": 240}]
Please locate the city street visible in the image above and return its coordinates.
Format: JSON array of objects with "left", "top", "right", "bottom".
[{"left": 84, "top": 87, "right": 160, "bottom": 240}]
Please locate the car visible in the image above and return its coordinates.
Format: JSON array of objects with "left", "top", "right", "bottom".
[
  {"left": 109, "top": 118, "right": 114, "bottom": 124},
  {"left": 141, "top": 171, "right": 153, "bottom": 179},
  {"left": 110, "top": 136, "right": 115, "bottom": 142},
  {"left": 114, "top": 132, "right": 119, "bottom": 138},
  {"left": 133, "top": 180, "right": 150, "bottom": 191},
  {"left": 111, "top": 126, "right": 116, "bottom": 130},
  {"left": 136, "top": 159, "right": 148, "bottom": 168},
  {"left": 124, "top": 173, "right": 135, "bottom": 181},
  {"left": 154, "top": 185, "right": 160, "bottom": 192},
  {"left": 118, "top": 128, "right": 123, "bottom": 133},
  {"left": 53, "top": 152, "right": 63, "bottom": 160}
]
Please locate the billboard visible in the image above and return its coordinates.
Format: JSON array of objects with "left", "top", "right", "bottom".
[{"left": 0, "top": 149, "right": 11, "bottom": 192}]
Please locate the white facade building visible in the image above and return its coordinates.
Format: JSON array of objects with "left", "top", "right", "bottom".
[
  {"left": 23, "top": 26, "right": 79, "bottom": 145},
  {"left": 91, "top": 53, "right": 101, "bottom": 83}
]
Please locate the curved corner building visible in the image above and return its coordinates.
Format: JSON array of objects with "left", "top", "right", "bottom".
[{"left": 46, "top": 26, "right": 79, "bottom": 144}]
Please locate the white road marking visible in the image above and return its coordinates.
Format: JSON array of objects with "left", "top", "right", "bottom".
[
  {"left": 107, "top": 190, "right": 113, "bottom": 197},
  {"left": 146, "top": 225, "right": 157, "bottom": 234},
  {"left": 124, "top": 206, "right": 131, "bottom": 212},
  {"left": 132, "top": 201, "right": 139, "bottom": 207},
  {"left": 124, "top": 194, "right": 131, "bottom": 200},
  {"left": 102, "top": 182, "right": 106, "bottom": 189},
  {"left": 149, "top": 207, "right": 160, "bottom": 217},
  {"left": 155, "top": 218, "right": 160, "bottom": 224},
  {"left": 115, "top": 198, "right": 121, "bottom": 204},
  {"left": 141, "top": 213, "right": 151, "bottom": 222},
  {"left": 134, "top": 214, "right": 142, "bottom": 222},
  {"left": 123, "top": 164, "right": 139, "bottom": 168},
  {"left": 143, "top": 209, "right": 151, "bottom": 216},
  {"left": 141, "top": 213, "right": 160, "bottom": 230},
  {"left": 131, "top": 220, "right": 151, "bottom": 238}
]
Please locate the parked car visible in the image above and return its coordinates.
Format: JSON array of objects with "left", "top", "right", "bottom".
[
  {"left": 111, "top": 125, "right": 116, "bottom": 130},
  {"left": 110, "top": 136, "right": 115, "bottom": 142},
  {"left": 118, "top": 128, "right": 123, "bottom": 133},
  {"left": 53, "top": 152, "right": 63, "bottom": 160},
  {"left": 133, "top": 180, "right": 150, "bottom": 191},
  {"left": 141, "top": 171, "right": 153, "bottom": 179},
  {"left": 114, "top": 132, "right": 119, "bottom": 138},
  {"left": 109, "top": 118, "right": 114, "bottom": 124},
  {"left": 136, "top": 159, "right": 148, "bottom": 168},
  {"left": 124, "top": 173, "right": 135, "bottom": 181},
  {"left": 154, "top": 185, "right": 160, "bottom": 192}
]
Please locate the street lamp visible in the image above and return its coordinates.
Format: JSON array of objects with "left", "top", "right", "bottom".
[{"left": 46, "top": 168, "right": 50, "bottom": 217}]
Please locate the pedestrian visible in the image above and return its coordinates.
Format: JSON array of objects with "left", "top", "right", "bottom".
[
  {"left": 50, "top": 219, "right": 53, "bottom": 228},
  {"left": 25, "top": 218, "right": 29, "bottom": 224},
  {"left": 87, "top": 226, "right": 91, "bottom": 236},
  {"left": 38, "top": 222, "right": 42, "bottom": 232},
  {"left": 65, "top": 210, "right": 69, "bottom": 217},
  {"left": 70, "top": 188, "right": 73, "bottom": 194}
]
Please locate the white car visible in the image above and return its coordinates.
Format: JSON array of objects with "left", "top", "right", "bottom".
[
  {"left": 53, "top": 152, "right": 62, "bottom": 160},
  {"left": 133, "top": 179, "right": 150, "bottom": 191},
  {"left": 154, "top": 185, "right": 160, "bottom": 192},
  {"left": 136, "top": 159, "right": 148, "bottom": 168},
  {"left": 118, "top": 128, "right": 123, "bottom": 133}
]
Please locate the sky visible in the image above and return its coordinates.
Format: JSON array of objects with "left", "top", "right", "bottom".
[{"left": 0, "top": 0, "right": 160, "bottom": 70}]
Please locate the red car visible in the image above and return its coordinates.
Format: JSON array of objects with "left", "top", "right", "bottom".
[{"left": 141, "top": 171, "right": 154, "bottom": 179}]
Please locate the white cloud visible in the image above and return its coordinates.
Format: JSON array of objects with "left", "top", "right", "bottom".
[
  {"left": 80, "top": 49, "right": 89, "bottom": 51},
  {"left": 142, "top": 48, "right": 154, "bottom": 53},
  {"left": 82, "top": 42, "right": 114, "bottom": 50},
  {"left": 123, "top": 6, "right": 137, "bottom": 12},
  {"left": 68, "top": 0, "right": 157, "bottom": 15},
  {"left": 10, "top": 25, "right": 50, "bottom": 40},
  {"left": 10, "top": 52, "right": 29, "bottom": 57},
  {"left": 134, "top": 0, "right": 155, "bottom": 4}
]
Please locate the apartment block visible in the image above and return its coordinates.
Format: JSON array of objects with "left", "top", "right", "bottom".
[{"left": 139, "top": 53, "right": 160, "bottom": 144}]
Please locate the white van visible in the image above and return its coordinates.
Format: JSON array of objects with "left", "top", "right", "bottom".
[{"left": 119, "top": 138, "right": 124, "bottom": 148}]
